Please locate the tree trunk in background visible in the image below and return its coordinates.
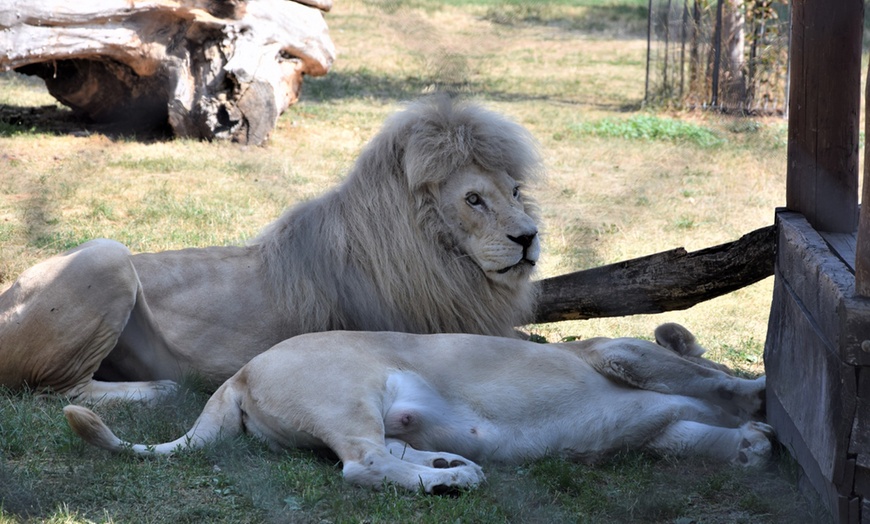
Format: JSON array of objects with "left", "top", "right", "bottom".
[
  {"left": 0, "top": 0, "right": 335, "bottom": 145},
  {"left": 721, "top": 0, "right": 746, "bottom": 106}
]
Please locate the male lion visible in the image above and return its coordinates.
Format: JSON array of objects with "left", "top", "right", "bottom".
[
  {"left": 64, "top": 324, "right": 773, "bottom": 493},
  {"left": 0, "top": 96, "right": 541, "bottom": 402}
]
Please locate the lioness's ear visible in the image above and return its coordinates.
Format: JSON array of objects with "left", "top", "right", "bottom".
[{"left": 654, "top": 323, "right": 705, "bottom": 357}]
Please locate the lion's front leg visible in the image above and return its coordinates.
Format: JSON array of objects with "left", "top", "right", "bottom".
[{"left": 0, "top": 239, "right": 139, "bottom": 398}]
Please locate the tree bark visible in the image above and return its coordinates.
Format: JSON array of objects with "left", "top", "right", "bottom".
[
  {"left": 0, "top": 0, "right": 335, "bottom": 144},
  {"left": 721, "top": 0, "right": 746, "bottom": 106},
  {"left": 534, "top": 225, "right": 776, "bottom": 323}
]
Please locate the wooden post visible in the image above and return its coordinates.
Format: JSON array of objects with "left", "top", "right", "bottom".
[
  {"left": 785, "top": 0, "right": 862, "bottom": 233},
  {"left": 856, "top": 61, "right": 870, "bottom": 296}
]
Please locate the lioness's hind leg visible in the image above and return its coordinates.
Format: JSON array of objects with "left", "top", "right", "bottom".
[
  {"left": 581, "top": 338, "right": 765, "bottom": 421},
  {"left": 647, "top": 420, "right": 774, "bottom": 467}
]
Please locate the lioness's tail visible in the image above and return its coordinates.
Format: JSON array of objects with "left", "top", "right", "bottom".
[{"left": 63, "top": 380, "right": 244, "bottom": 456}]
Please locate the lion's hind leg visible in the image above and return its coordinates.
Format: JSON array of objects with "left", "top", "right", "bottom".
[
  {"left": 0, "top": 239, "right": 139, "bottom": 397},
  {"left": 341, "top": 438, "right": 485, "bottom": 494},
  {"left": 647, "top": 419, "right": 775, "bottom": 467}
]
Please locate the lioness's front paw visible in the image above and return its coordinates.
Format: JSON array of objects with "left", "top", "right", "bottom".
[
  {"left": 421, "top": 462, "right": 486, "bottom": 494},
  {"left": 734, "top": 421, "right": 774, "bottom": 467}
]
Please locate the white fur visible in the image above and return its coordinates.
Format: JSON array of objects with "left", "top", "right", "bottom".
[
  {"left": 65, "top": 326, "right": 774, "bottom": 493},
  {"left": 0, "top": 96, "right": 542, "bottom": 401}
]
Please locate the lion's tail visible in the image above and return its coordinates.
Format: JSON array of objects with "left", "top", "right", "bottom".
[{"left": 63, "top": 379, "right": 244, "bottom": 456}]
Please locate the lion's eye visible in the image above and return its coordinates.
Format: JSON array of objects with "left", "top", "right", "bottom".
[
  {"left": 466, "top": 193, "right": 483, "bottom": 206},
  {"left": 512, "top": 186, "right": 520, "bottom": 199}
]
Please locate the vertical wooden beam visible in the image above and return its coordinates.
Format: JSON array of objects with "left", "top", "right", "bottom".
[
  {"left": 786, "top": 0, "right": 862, "bottom": 233},
  {"left": 856, "top": 61, "right": 870, "bottom": 297}
]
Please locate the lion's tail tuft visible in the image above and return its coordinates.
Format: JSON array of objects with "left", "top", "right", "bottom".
[{"left": 64, "top": 404, "right": 128, "bottom": 452}]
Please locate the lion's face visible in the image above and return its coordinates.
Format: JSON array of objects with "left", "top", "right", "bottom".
[{"left": 439, "top": 165, "right": 540, "bottom": 284}]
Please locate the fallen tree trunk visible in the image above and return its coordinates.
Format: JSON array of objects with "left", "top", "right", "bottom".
[
  {"left": 534, "top": 225, "right": 776, "bottom": 323},
  {"left": 0, "top": 0, "right": 335, "bottom": 144}
]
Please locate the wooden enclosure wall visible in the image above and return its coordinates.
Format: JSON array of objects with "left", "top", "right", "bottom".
[
  {"left": 765, "top": 212, "right": 869, "bottom": 522},
  {"left": 766, "top": 0, "right": 868, "bottom": 522}
]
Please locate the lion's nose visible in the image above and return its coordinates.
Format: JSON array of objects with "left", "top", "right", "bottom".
[{"left": 507, "top": 232, "right": 537, "bottom": 249}]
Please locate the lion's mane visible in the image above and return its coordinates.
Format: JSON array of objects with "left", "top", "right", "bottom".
[{"left": 254, "top": 96, "right": 542, "bottom": 337}]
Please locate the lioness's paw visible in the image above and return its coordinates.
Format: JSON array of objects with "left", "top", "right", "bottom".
[
  {"left": 385, "top": 439, "right": 479, "bottom": 471},
  {"left": 734, "top": 421, "right": 774, "bottom": 467},
  {"left": 432, "top": 457, "right": 469, "bottom": 468},
  {"left": 422, "top": 463, "right": 486, "bottom": 495}
]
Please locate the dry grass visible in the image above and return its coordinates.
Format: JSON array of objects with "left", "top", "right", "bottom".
[
  {"left": 0, "top": 2, "right": 784, "bottom": 375},
  {"left": 0, "top": 0, "right": 828, "bottom": 521},
  {"left": 300, "top": 0, "right": 787, "bottom": 373}
]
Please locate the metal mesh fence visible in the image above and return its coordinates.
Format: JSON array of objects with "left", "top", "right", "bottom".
[{"left": 645, "top": 0, "right": 790, "bottom": 115}]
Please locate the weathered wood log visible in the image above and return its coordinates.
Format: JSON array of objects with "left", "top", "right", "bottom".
[
  {"left": 0, "top": 0, "right": 335, "bottom": 144},
  {"left": 534, "top": 225, "right": 776, "bottom": 323}
]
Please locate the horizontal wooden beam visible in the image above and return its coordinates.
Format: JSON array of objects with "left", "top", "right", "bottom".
[{"left": 534, "top": 225, "right": 776, "bottom": 323}]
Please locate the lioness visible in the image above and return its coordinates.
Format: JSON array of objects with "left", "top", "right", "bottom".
[{"left": 65, "top": 324, "right": 773, "bottom": 493}]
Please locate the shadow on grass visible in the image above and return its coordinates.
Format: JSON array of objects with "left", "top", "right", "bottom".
[
  {"left": 0, "top": 103, "right": 172, "bottom": 141},
  {"left": 0, "top": 461, "right": 41, "bottom": 519},
  {"left": 302, "top": 69, "right": 642, "bottom": 113},
  {"left": 482, "top": 3, "right": 649, "bottom": 38}
]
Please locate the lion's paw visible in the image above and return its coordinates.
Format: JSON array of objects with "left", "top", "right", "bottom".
[{"left": 733, "top": 421, "right": 774, "bottom": 467}]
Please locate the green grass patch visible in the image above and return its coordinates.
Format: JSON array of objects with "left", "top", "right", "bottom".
[
  {"left": 571, "top": 115, "right": 726, "bottom": 147},
  {"left": 107, "top": 154, "right": 204, "bottom": 174},
  {"left": 0, "top": 121, "right": 38, "bottom": 137},
  {"left": 0, "top": 386, "right": 823, "bottom": 524},
  {"left": 480, "top": 0, "right": 647, "bottom": 34}
]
